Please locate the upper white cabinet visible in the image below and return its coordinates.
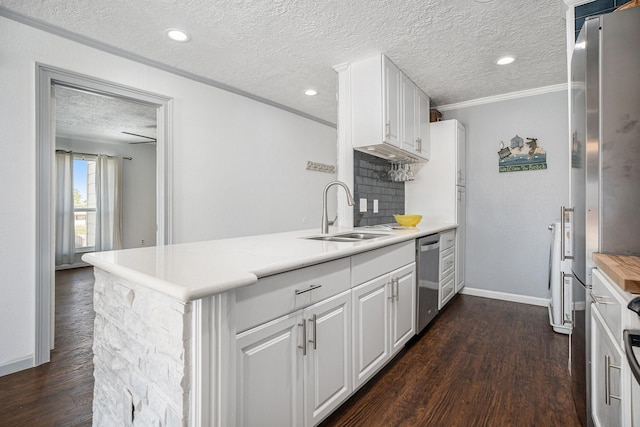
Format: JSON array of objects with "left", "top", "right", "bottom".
[{"left": 349, "top": 54, "right": 430, "bottom": 161}]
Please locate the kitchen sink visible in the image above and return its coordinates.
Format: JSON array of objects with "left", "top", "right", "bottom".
[{"left": 303, "top": 232, "right": 390, "bottom": 242}]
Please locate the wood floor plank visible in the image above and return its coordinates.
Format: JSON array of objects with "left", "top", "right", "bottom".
[{"left": 321, "top": 295, "right": 581, "bottom": 427}]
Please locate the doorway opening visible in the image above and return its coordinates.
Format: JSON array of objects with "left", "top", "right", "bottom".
[{"left": 36, "top": 65, "right": 172, "bottom": 365}]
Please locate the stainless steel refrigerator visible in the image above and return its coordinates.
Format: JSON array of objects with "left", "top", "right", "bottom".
[{"left": 568, "top": 6, "right": 640, "bottom": 426}]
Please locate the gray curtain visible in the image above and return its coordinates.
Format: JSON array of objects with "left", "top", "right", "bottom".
[
  {"left": 95, "top": 154, "right": 123, "bottom": 251},
  {"left": 55, "top": 151, "right": 75, "bottom": 265}
]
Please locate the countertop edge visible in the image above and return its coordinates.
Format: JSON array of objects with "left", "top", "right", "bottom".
[{"left": 83, "top": 223, "right": 457, "bottom": 301}]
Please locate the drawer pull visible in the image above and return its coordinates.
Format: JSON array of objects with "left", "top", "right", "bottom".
[
  {"left": 591, "top": 293, "right": 611, "bottom": 305},
  {"left": 309, "top": 314, "right": 317, "bottom": 350},
  {"left": 295, "top": 284, "right": 322, "bottom": 295},
  {"left": 604, "top": 354, "right": 621, "bottom": 405},
  {"left": 298, "top": 319, "right": 307, "bottom": 356}
]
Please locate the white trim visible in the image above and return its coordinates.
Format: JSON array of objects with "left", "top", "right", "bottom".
[
  {"left": 563, "top": 0, "right": 594, "bottom": 7},
  {"left": 35, "top": 64, "right": 173, "bottom": 365},
  {"left": 0, "top": 6, "right": 335, "bottom": 129},
  {"left": 0, "top": 355, "right": 33, "bottom": 377},
  {"left": 436, "top": 84, "right": 568, "bottom": 112},
  {"left": 459, "top": 286, "right": 550, "bottom": 307},
  {"left": 334, "top": 62, "right": 355, "bottom": 229}
]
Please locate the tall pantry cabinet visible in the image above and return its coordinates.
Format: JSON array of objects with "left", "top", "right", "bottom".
[{"left": 406, "top": 119, "right": 466, "bottom": 293}]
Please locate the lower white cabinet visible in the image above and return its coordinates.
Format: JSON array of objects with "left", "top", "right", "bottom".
[
  {"left": 236, "top": 290, "right": 352, "bottom": 427},
  {"left": 352, "top": 262, "right": 416, "bottom": 389},
  {"left": 439, "top": 230, "right": 456, "bottom": 309},
  {"left": 591, "top": 307, "right": 624, "bottom": 427}
]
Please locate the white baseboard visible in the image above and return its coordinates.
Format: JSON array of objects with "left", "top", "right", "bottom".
[
  {"left": 0, "top": 355, "right": 33, "bottom": 377},
  {"left": 459, "top": 286, "right": 550, "bottom": 307}
]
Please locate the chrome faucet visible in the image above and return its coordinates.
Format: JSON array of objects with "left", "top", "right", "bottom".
[{"left": 321, "top": 180, "right": 355, "bottom": 234}]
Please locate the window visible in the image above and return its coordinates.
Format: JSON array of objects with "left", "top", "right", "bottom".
[{"left": 73, "top": 156, "right": 97, "bottom": 251}]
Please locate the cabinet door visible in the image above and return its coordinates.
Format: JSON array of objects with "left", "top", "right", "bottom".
[
  {"left": 416, "top": 89, "right": 430, "bottom": 160},
  {"left": 390, "top": 263, "right": 416, "bottom": 354},
  {"left": 236, "top": 313, "right": 303, "bottom": 427},
  {"left": 591, "top": 307, "right": 623, "bottom": 427},
  {"left": 304, "top": 290, "right": 352, "bottom": 427},
  {"left": 456, "top": 123, "right": 466, "bottom": 186},
  {"left": 382, "top": 58, "right": 401, "bottom": 147},
  {"left": 352, "top": 274, "right": 390, "bottom": 389},
  {"left": 456, "top": 187, "right": 466, "bottom": 293},
  {"left": 401, "top": 75, "right": 417, "bottom": 153}
]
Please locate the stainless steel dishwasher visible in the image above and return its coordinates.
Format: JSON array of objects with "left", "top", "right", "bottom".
[{"left": 417, "top": 234, "right": 440, "bottom": 333}]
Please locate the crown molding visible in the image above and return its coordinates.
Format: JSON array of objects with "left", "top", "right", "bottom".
[{"left": 435, "top": 83, "right": 568, "bottom": 112}]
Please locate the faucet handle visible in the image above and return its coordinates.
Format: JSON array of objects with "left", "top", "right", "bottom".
[{"left": 328, "top": 215, "right": 338, "bottom": 226}]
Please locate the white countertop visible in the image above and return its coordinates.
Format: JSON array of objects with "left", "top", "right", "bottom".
[{"left": 82, "top": 223, "right": 456, "bottom": 301}]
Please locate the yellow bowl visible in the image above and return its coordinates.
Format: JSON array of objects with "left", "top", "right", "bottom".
[{"left": 393, "top": 214, "right": 422, "bottom": 227}]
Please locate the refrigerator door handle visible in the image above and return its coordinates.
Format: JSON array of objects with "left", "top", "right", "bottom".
[{"left": 561, "top": 206, "right": 574, "bottom": 261}]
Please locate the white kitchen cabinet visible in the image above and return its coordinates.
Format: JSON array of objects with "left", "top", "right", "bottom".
[
  {"left": 390, "top": 263, "right": 417, "bottom": 353},
  {"left": 352, "top": 262, "right": 416, "bottom": 389},
  {"left": 456, "top": 186, "right": 466, "bottom": 293},
  {"left": 401, "top": 74, "right": 417, "bottom": 154},
  {"left": 591, "top": 307, "right": 624, "bottom": 427},
  {"left": 415, "top": 89, "right": 431, "bottom": 160},
  {"left": 351, "top": 273, "right": 390, "bottom": 389},
  {"left": 439, "top": 230, "right": 456, "bottom": 309},
  {"left": 303, "top": 290, "right": 352, "bottom": 427},
  {"left": 351, "top": 242, "right": 416, "bottom": 389},
  {"left": 590, "top": 269, "right": 635, "bottom": 427},
  {"left": 406, "top": 119, "right": 465, "bottom": 295},
  {"left": 350, "top": 54, "right": 429, "bottom": 161},
  {"left": 236, "top": 289, "right": 352, "bottom": 427},
  {"left": 236, "top": 311, "right": 303, "bottom": 427},
  {"left": 383, "top": 58, "right": 402, "bottom": 148}
]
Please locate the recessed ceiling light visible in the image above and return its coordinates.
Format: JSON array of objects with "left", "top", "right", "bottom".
[
  {"left": 166, "top": 28, "right": 190, "bottom": 42},
  {"left": 304, "top": 89, "right": 318, "bottom": 96},
  {"left": 496, "top": 56, "right": 515, "bottom": 65}
]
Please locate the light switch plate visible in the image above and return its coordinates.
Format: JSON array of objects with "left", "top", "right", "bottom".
[
  {"left": 359, "top": 198, "right": 367, "bottom": 212},
  {"left": 373, "top": 199, "right": 379, "bottom": 213}
]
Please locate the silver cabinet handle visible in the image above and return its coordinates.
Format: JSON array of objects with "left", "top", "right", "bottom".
[
  {"left": 561, "top": 206, "right": 574, "bottom": 261},
  {"left": 591, "top": 293, "right": 611, "bottom": 305},
  {"left": 295, "top": 284, "right": 322, "bottom": 295},
  {"left": 604, "top": 354, "right": 621, "bottom": 405},
  {"left": 298, "top": 319, "right": 307, "bottom": 356},
  {"left": 385, "top": 121, "right": 391, "bottom": 139},
  {"left": 395, "top": 278, "right": 399, "bottom": 302},
  {"left": 308, "top": 314, "right": 317, "bottom": 350},
  {"left": 388, "top": 280, "right": 395, "bottom": 301}
]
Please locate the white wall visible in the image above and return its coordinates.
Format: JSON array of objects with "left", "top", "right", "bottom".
[
  {"left": 0, "top": 17, "right": 337, "bottom": 371},
  {"left": 56, "top": 137, "right": 158, "bottom": 250},
  {"left": 442, "top": 90, "right": 569, "bottom": 299}
]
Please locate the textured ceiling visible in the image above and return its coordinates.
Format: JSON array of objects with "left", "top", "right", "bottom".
[
  {"left": 54, "top": 85, "right": 157, "bottom": 144},
  {"left": 1, "top": 0, "right": 568, "bottom": 125}
]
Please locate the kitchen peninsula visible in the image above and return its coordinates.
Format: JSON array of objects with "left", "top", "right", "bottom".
[{"left": 83, "top": 223, "right": 456, "bottom": 426}]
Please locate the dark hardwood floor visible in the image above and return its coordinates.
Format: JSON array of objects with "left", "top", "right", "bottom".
[
  {"left": 0, "top": 270, "right": 580, "bottom": 427},
  {"left": 0, "top": 267, "right": 95, "bottom": 426},
  {"left": 322, "top": 295, "right": 581, "bottom": 427}
]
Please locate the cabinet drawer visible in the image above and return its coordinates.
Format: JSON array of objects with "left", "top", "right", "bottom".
[
  {"left": 351, "top": 241, "right": 415, "bottom": 286},
  {"left": 592, "top": 269, "right": 625, "bottom": 343},
  {"left": 440, "top": 230, "right": 455, "bottom": 251},
  {"left": 440, "top": 247, "right": 455, "bottom": 279},
  {"left": 439, "top": 273, "right": 455, "bottom": 309},
  {"left": 236, "top": 258, "right": 350, "bottom": 333}
]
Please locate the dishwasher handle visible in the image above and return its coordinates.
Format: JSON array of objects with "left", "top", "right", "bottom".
[
  {"left": 624, "top": 330, "right": 640, "bottom": 385},
  {"left": 420, "top": 243, "right": 439, "bottom": 252}
]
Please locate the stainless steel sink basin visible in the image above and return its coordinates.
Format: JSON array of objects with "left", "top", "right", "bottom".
[{"left": 303, "top": 232, "right": 390, "bottom": 242}]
